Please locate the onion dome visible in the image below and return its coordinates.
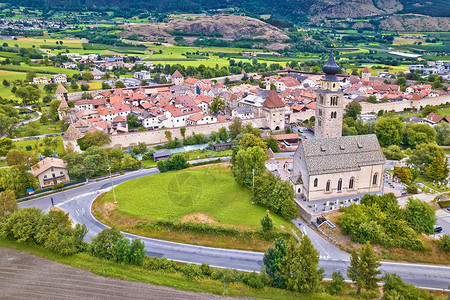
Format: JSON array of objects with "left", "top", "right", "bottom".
[{"left": 322, "top": 50, "right": 340, "bottom": 75}]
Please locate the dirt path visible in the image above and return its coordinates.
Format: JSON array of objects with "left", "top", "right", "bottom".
[{"left": 0, "top": 247, "right": 236, "bottom": 300}]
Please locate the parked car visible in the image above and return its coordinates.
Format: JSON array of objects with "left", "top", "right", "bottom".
[
  {"left": 433, "top": 225, "right": 442, "bottom": 233},
  {"left": 447, "top": 205, "right": 450, "bottom": 211}
]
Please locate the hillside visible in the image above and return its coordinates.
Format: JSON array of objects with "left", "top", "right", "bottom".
[
  {"left": 5, "top": 0, "right": 450, "bottom": 21},
  {"left": 379, "top": 15, "right": 450, "bottom": 31},
  {"left": 120, "top": 15, "right": 289, "bottom": 46}
]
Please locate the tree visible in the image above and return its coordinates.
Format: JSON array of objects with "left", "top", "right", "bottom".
[
  {"left": 271, "top": 180, "right": 299, "bottom": 220},
  {"left": 218, "top": 127, "right": 229, "bottom": 142},
  {"left": 77, "top": 131, "right": 111, "bottom": 150},
  {"left": 229, "top": 118, "right": 242, "bottom": 140},
  {"left": 115, "top": 81, "right": 126, "bottom": 88},
  {"left": 344, "top": 101, "right": 362, "bottom": 120},
  {"left": 208, "top": 96, "right": 225, "bottom": 114},
  {"left": 164, "top": 130, "right": 172, "bottom": 141},
  {"left": 435, "top": 123, "right": 450, "bottom": 146},
  {"left": 374, "top": 117, "right": 405, "bottom": 147},
  {"left": 439, "top": 234, "right": 450, "bottom": 251},
  {"left": 393, "top": 166, "right": 412, "bottom": 184},
  {"left": 347, "top": 243, "right": 381, "bottom": 294},
  {"left": 405, "top": 197, "right": 437, "bottom": 235},
  {"left": 89, "top": 226, "right": 123, "bottom": 260},
  {"left": 239, "top": 133, "right": 266, "bottom": 151},
  {"left": 232, "top": 146, "right": 267, "bottom": 186},
  {"left": 396, "top": 77, "right": 406, "bottom": 86},
  {"left": 70, "top": 81, "right": 79, "bottom": 90},
  {"left": 263, "top": 237, "right": 286, "bottom": 287},
  {"left": 263, "top": 137, "right": 280, "bottom": 153},
  {"left": 43, "top": 83, "right": 58, "bottom": 94},
  {"left": 101, "top": 82, "right": 112, "bottom": 89},
  {"left": 408, "top": 143, "right": 444, "bottom": 172},
  {"left": 0, "top": 137, "right": 13, "bottom": 156},
  {"left": 81, "top": 71, "right": 94, "bottom": 81},
  {"left": 280, "top": 236, "right": 324, "bottom": 293},
  {"left": 405, "top": 123, "right": 436, "bottom": 147},
  {"left": 0, "top": 190, "right": 17, "bottom": 217},
  {"left": 382, "top": 145, "right": 404, "bottom": 160},
  {"left": 128, "top": 238, "right": 146, "bottom": 265},
  {"left": 260, "top": 210, "right": 274, "bottom": 232},
  {"left": 2, "top": 79, "right": 9, "bottom": 87},
  {"left": 7, "top": 150, "right": 38, "bottom": 171},
  {"left": 126, "top": 113, "right": 140, "bottom": 129},
  {"left": 421, "top": 105, "right": 437, "bottom": 117},
  {"left": 327, "top": 271, "right": 346, "bottom": 295},
  {"left": 15, "top": 86, "right": 41, "bottom": 105},
  {"left": 424, "top": 153, "right": 448, "bottom": 181},
  {"left": 270, "top": 83, "right": 276, "bottom": 90},
  {"left": 180, "top": 127, "right": 186, "bottom": 139},
  {"left": 25, "top": 70, "right": 36, "bottom": 82},
  {"left": 121, "top": 154, "right": 141, "bottom": 170},
  {"left": 80, "top": 83, "right": 89, "bottom": 91},
  {"left": 39, "top": 114, "right": 48, "bottom": 124}
]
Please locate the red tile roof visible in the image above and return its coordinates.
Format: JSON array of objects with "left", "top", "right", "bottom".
[{"left": 262, "top": 91, "right": 285, "bottom": 108}]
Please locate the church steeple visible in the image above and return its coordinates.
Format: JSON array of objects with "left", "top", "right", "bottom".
[{"left": 314, "top": 50, "right": 344, "bottom": 138}]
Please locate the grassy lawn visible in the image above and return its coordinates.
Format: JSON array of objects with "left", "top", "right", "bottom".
[
  {"left": 0, "top": 239, "right": 349, "bottom": 300},
  {"left": 140, "top": 159, "right": 157, "bottom": 168},
  {"left": 102, "top": 165, "right": 290, "bottom": 229},
  {"left": 13, "top": 136, "right": 65, "bottom": 156},
  {"left": 186, "top": 149, "right": 232, "bottom": 160},
  {"left": 15, "top": 120, "right": 66, "bottom": 137},
  {"left": 415, "top": 176, "right": 450, "bottom": 193}
]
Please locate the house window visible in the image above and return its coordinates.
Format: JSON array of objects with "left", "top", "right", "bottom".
[
  {"left": 326, "top": 180, "right": 331, "bottom": 192},
  {"left": 337, "top": 178, "right": 342, "bottom": 191},
  {"left": 372, "top": 173, "right": 378, "bottom": 186},
  {"left": 313, "top": 178, "right": 318, "bottom": 187},
  {"left": 52, "top": 173, "right": 55, "bottom": 178},
  {"left": 349, "top": 177, "right": 354, "bottom": 190},
  {"left": 44, "top": 175, "right": 47, "bottom": 179},
  {"left": 297, "top": 188, "right": 301, "bottom": 193},
  {"left": 60, "top": 171, "right": 63, "bottom": 175}
]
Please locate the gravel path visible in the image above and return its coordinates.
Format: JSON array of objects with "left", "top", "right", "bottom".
[{"left": 0, "top": 247, "right": 235, "bottom": 300}]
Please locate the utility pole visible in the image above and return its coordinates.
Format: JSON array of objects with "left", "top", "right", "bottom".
[
  {"left": 108, "top": 165, "right": 117, "bottom": 204},
  {"left": 252, "top": 168, "right": 255, "bottom": 195}
]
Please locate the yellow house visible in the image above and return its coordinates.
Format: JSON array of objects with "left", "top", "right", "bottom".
[{"left": 32, "top": 157, "right": 70, "bottom": 188}]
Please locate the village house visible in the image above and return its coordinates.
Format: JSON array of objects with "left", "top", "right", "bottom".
[
  {"left": 32, "top": 76, "right": 49, "bottom": 85},
  {"left": 32, "top": 157, "right": 70, "bottom": 188},
  {"left": 52, "top": 74, "right": 67, "bottom": 84}
]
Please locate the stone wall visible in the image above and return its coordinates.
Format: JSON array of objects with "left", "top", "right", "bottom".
[
  {"left": 289, "top": 110, "right": 315, "bottom": 123},
  {"left": 107, "top": 118, "right": 266, "bottom": 148}
]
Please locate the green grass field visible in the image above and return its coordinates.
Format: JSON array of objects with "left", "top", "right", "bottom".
[
  {"left": 101, "top": 165, "right": 291, "bottom": 229},
  {"left": 13, "top": 136, "right": 65, "bottom": 156}
]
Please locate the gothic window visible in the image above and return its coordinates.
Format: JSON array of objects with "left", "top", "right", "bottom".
[
  {"left": 298, "top": 188, "right": 301, "bottom": 193},
  {"left": 337, "top": 178, "right": 342, "bottom": 191},
  {"left": 331, "top": 111, "right": 334, "bottom": 118},
  {"left": 349, "top": 177, "right": 354, "bottom": 189},
  {"left": 326, "top": 180, "right": 331, "bottom": 192},
  {"left": 372, "top": 173, "right": 378, "bottom": 186},
  {"left": 314, "top": 178, "right": 318, "bottom": 187},
  {"left": 333, "top": 111, "right": 337, "bottom": 118},
  {"left": 319, "top": 109, "right": 322, "bottom": 117},
  {"left": 333, "top": 83, "right": 336, "bottom": 89}
]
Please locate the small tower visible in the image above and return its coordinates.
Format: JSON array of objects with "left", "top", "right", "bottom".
[
  {"left": 262, "top": 91, "right": 285, "bottom": 131},
  {"left": 55, "top": 83, "right": 68, "bottom": 102},
  {"left": 361, "top": 66, "right": 371, "bottom": 81},
  {"left": 314, "top": 51, "right": 344, "bottom": 138},
  {"left": 171, "top": 70, "right": 184, "bottom": 86}
]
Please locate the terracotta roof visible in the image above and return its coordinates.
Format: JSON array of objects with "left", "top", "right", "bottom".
[
  {"left": 411, "top": 94, "right": 421, "bottom": 100},
  {"left": 172, "top": 70, "right": 184, "bottom": 78},
  {"left": 187, "top": 112, "right": 207, "bottom": 122},
  {"left": 271, "top": 133, "right": 301, "bottom": 141},
  {"left": 262, "top": 91, "right": 285, "bottom": 108},
  {"left": 63, "top": 124, "right": 84, "bottom": 141},
  {"left": 32, "top": 157, "right": 67, "bottom": 177},
  {"left": 425, "top": 113, "right": 444, "bottom": 123},
  {"left": 362, "top": 67, "right": 371, "bottom": 73},
  {"left": 56, "top": 84, "right": 68, "bottom": 94}
]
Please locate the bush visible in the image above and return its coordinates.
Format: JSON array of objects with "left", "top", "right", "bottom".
[
  {"left": 200, "top": 262, "right": 212, "bottom": 276},
  {"left": 243, "top": 272, "right": 266, "bottom": 289},
  {"left": 439, "top": 234, "right": 450, "bottom": 251},
  {"left": 181, "top": 263, "right": 203, "bottom": 280},
  {"left": 143, "top": 257, "right": 179, "bottom": 273},
  {"left": 156, "top": 153, "right": 188, "bottom": 172},
  {"left": 406, "top": 184, "right": 418, "bottom": 194},
  {"left": 51, "top": 183, "right": 65, "bottom": 190},
  {"left": 326, "top": 271, "right": 346, "bottom": 295},
  {"left": 211, "top": 268, "right": 242, "bottom": 283}
]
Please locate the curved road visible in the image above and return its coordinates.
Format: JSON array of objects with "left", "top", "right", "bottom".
[{"left": 19, "top": 167, "right": 450, "bottom": 290}]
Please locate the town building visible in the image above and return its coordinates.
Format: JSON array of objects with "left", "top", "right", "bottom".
[
  {"left": 172, "top": 70, "right": 185, "bottom": 86},
  {"left": 292, "top": 52, "right": 385, "bottom": 202},
  {"left": 32, "top": 157, "right": 70, "bottom": 188},
  {"left": 52, "top": 74, "right": 67, "bottom": 84}
]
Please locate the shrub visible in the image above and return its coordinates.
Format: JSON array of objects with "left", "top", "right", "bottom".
[
  {"left": 200, "top": 262, "right": 212, "bottom": 276},
  {"left": 181, "top": 263, "right": 202, "bottom": 280},
  {"left": 243, "top": 272, "right": 266, "bottom": 289},
  {"left": 211, "top": 268, "right": 242, "bottom": 283},
  {"left": 406, "top": 184, "right": 418, "bottom": 194},
  {"left": 51, "top": 183, "right": 65, "bottom": 190},
  {"left": 326, "top": 271, "right": 346, "bottom": 295},
  {"left": 260, "top": 210, "right": 274, "bottom": 232},
  {"left": 143, "top": 257, "right": 179, "bottom": 273},
  {"left": 439, "top": 234, "right": 450, "bottom": 251}
]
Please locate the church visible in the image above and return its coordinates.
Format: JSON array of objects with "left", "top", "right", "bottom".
[{"left": 291, "top": 52, "right": 385, "bottom": 202}]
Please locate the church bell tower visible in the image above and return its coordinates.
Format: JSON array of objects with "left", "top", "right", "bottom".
[{"left": 314, "top": 50, "right": 344, "bottom": 138}]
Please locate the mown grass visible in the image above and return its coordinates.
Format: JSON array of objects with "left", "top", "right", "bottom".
[
  {"left": 0, "top": 239, "right": 349, "bottom": 300},
  {"left": 13, "top": 136, "right": 65, "bottom": 156},
  {"left": 101, "top": 165, "right": 290, "bottom": 229}
]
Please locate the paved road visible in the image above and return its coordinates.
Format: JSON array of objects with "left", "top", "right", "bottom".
[{"left": 19, "top": 167, "right": 450, "bottom": 290}]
